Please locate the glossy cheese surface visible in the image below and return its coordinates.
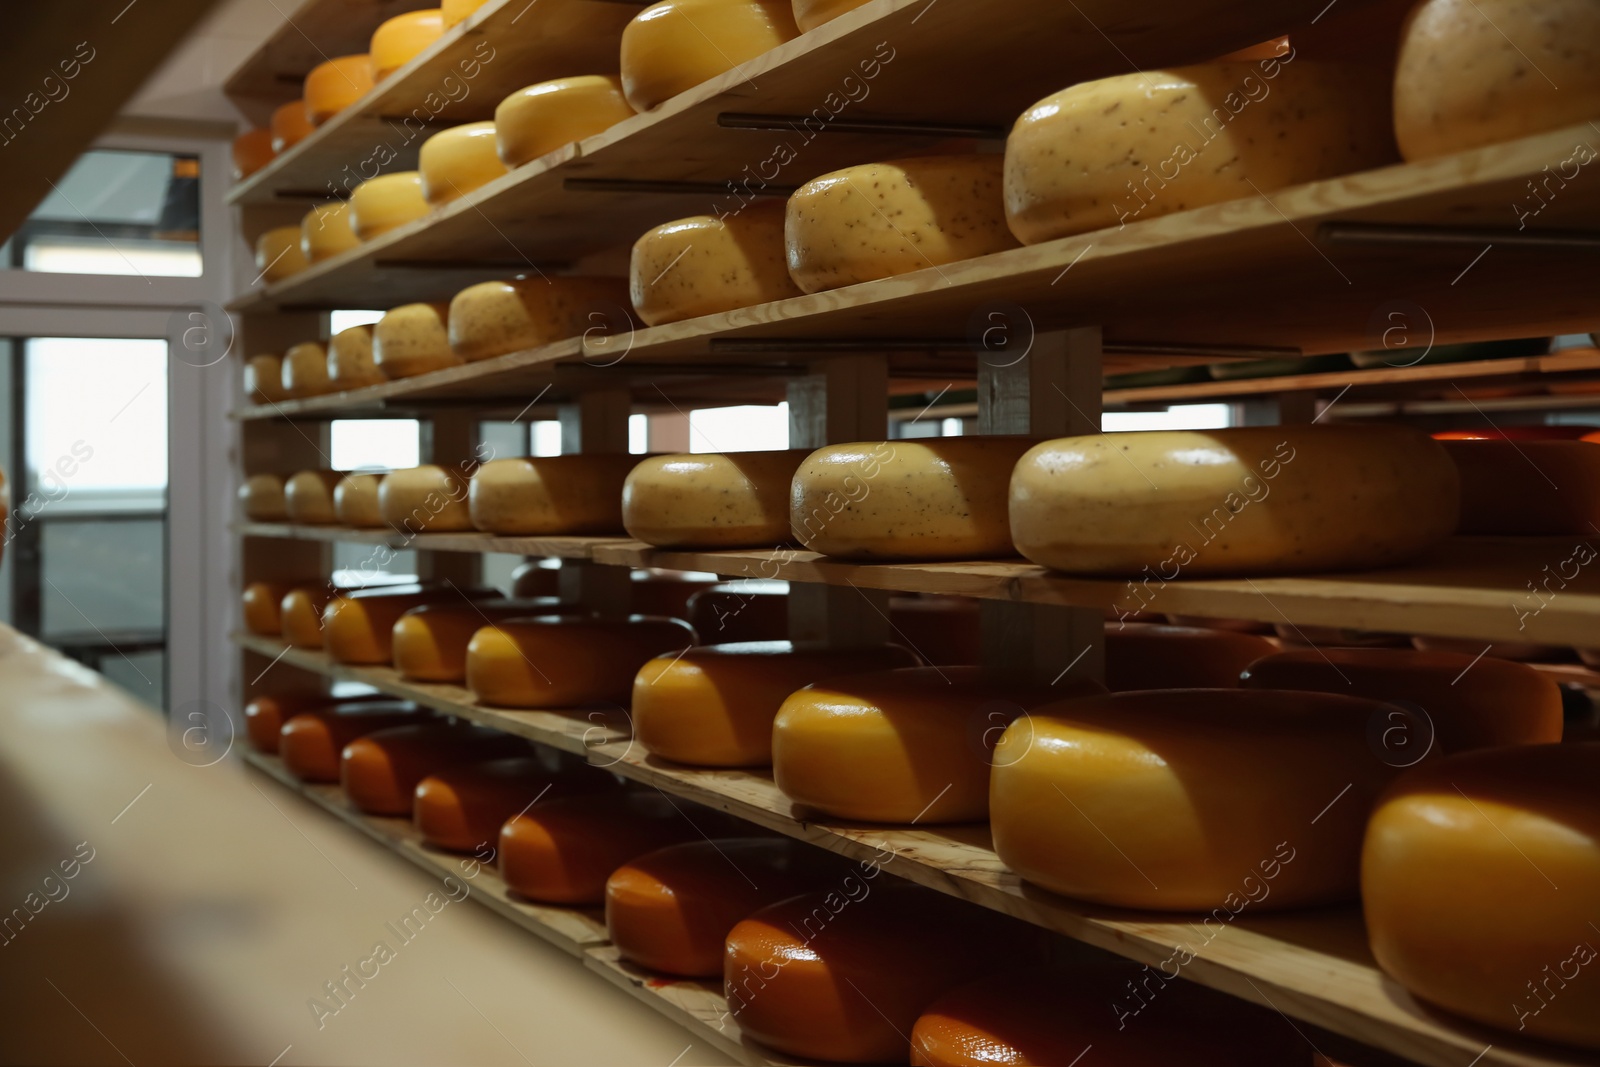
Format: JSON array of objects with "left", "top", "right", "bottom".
[
  {"left": 413, "top": 753, "right": 615, "bottom": 852},
  {"left": 341, "top": 723, "right": 526, "bottom": 814},
  {"left": 348, "top": 172, "right": 430, "bottom": 240},
  {"left": 629, "top": 203, "right": 802, "bottom": 326},
  {"left": 448, "top": 276, "right": 630, "bottom": 362},
  {"left": 419, "top": 122, "right": 508, "bottom": 204},
  {"left": 239, "top": 474, "right": 286, "bottom": 521},
  {"left": 301, "top": 202, "right": 360, "bottom": 262},
  {"left": 379, "top": 465, "right": 475, "bottom": 533},
  {"left": 469, "top": 454, "right": 637, "bottom": 535},
  {"left": 241, "top": 582, "right": 288, "bottom": 636},
  {"left": 370, "top": 9, "right": 443, "bottom": 80},
  {"left": 1445, "top": 440, "right": 1600, "bottom": 534},
  {"left": 442, "top": 0, "right": 488, "bottom": 25},
  {"left": 623, "top": 449, "right": 809, "bottom": 547},
  {"left": 373, "top": 302, "right": 458, "bottom": 379},
  {"left": 323, "top": 584, "right": 496, "bottom": 664},
  {"left": 1011, "top": 426, "right": 1460, "bottom": 576},
  {"left": 280, "top": 703, "right": 425, "bottom": 782},
  {"left": 270, "top": 100, "right": 315, "bottom": 153},
  {"left": 246, "top": 694, "right": 394, "bottom": 755},
  {"left": 255, "top": 226, "right": 309, "bottom": 283},
  {"left": 333, "top": 472, "right": 385, "bottom": 527},
  {"left": 635, "top": 641, "right": 917, "bottom": 767},
  {"left": 283, "top": 469, "right": 341, "bottom": 524},
  {"left": 327, "top": 324, "right": 383, "bottom": 387},
  {"left": 495, "top": 76, "right": 635, "bottom": 168},
  {"left": 468, "top": 615, "right": 695, "bottom": 708},
  {"left": 1104, "top": 622, "right": 1276, "bottom": 691},
  {"left": 686, "top": 580, "right": 788, "bottom": 643},
  {"left": 794, "top": 437, "right": 1037, "bottom": 560},
  {"left": 280, "top": 342, "right": 332, "bottom": 399},
  {"left": 1004, "top": 59, "right": 1396, "bottom": 244},
  {"left": 243, "top": 354, "right": 287, "bottom": 404},
  {"left": 787, "top": 155, "right": 1018, "bottom": 293},
  {"left": 499, "top": 792, "right": 701, "bottom": 904},
  {"left": 280, "top": 585, "right": 337, "bottom": 648},
  {"left": 991, "top": 689, "right": 1410, "bottom": 910},
  {"left": 391, "top": 598, "right": 575, "bottom": 682},
  {"left": 620, "top": 0, "right": 799, "bottom": 112},
  {"left": 791, "top": 0, "right": 871, "bottom": 32},
  {"left": 887, "top": 595, "right": 981, "bottom": 666},
  {"left": 232, "top": 128, "right": 274, "bottom": 180},
  {"left": 304, "top": 54, "right": 375, "bottom": 124}
]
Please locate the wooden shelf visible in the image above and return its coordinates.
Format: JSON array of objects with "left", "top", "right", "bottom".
[{"left": 234, "top": 521, "right": 616, "bottom": 560}]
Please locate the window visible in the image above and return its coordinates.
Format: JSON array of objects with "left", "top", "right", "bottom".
[
  {"left": 689, "top": 403, "right": 788, "bottom": 453},
  {"left": 1103, "top": 404, "right": 1232, "bottom": 432},
  {"left": 330, "top": 419, "right": 420, "bottom": 471}
]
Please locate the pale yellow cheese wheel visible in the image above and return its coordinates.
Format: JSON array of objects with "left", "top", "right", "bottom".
[
  {"left": 786, "top": 155, "right": 1018, "bottom": 294},
  {"left": 284, "top": 470, "right": 342, "bottom": 524},
  {"left": 419, "top": 122, "right": 507, "bottom": 204},
  {"left": 1395, "top": 0, "right": 1600, "bottom": 162},
  {"left": 379, "top": 466, "right": 475, "bottom": 533},
  {"left": 304, "top": 54, "right": 375, "bottom": 124},
  {"left": 270, "top": 100, "right": 315, "bottom": 154},
  {"left": 495, "top": 76, "right": 636, "bottom": 168},
  {"left": 467, "top": 616, "right": 696, "bottom": 707},
  {"left": 468, "top": 455, "right": 639, "bottom": 535},
  {"left": 334, "top": 472, "right": 386, "bottom": 527},
  {"left": 630, "top": 201, "right": 802, "bottom": 325},
  {"left": 623, "top": 449, "right": 810, "bottom": 547},
  {"left": 793, "top": 437, "right": 1038, "bottom": 560},
  {"left": 301, "top": 202, "right": 361, "bottom": 262},
  {"left": 255, "top": 226, "right": 309, "bottom": 283},
  {"left": 239, "top": 474, "right": 287, "bottom": 521},
  {"left": 327, "top": 325, "right": 385, "bottom": 387},
  {"left": 1009, "top": 426, "right": 1461, "bottom": 576},
  {"left": 280, "top": 341, "right": 333, "bottom": 398},
  {"left": 442, "top": 0, "right": 488, "bottom": 26},
  {"left": 243, "top": 354, "right": 288, "bottom": 404},
  {"left": 373, "top": 302, "right": 459, "bottom": 379},
  {"left": 370, "top": 9, "right": 443, "bottom": 81},
  {"left": 348, "top": 171, "right": 430, "bottom": 240},
  {"left": 448, "top": 276, "right": 631, "bottom": 361},
  {"left": 1004, "top": 59, "right": 1396, "bottom": 244},
  {"left": 620, "top": 0, "right": 799, "bottom": 112},
  {"left": 792, "top": 0, "right": 872, "bottom": 31}
]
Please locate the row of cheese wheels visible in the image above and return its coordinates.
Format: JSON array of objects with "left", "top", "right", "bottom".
[{"left": 242, "top": 701, "right": 1348, "bottom": 1064}]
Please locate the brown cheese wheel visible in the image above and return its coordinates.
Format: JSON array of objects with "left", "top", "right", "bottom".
[
  {"left": 281, "top": 702, "right": 427, "bottom": 782},
  {"left": 685, "top": 580, "right": 788, "bottom": 643},
  {"left": 391, "top": 598, "right": 580, "bottom": 683},
  {"left": 498, "top": 792, "right": 703, "bottom": 904},
  {"left": 467, "top": 615, "right": 695, "bottom": 708},
  {"left": 340, "top": 722, "right": 526, "bottom": 815},
  {"left": 1104, "top": 622, "right": 1277, "bottom": 691},
  {"left": 413, "top": 753, "right": 618, "bottom": 852},
  {"left": 241, "top": 581, "right": 290, "bottom": 636},
  {"left": 323, "top": 584, "right": 498, "bottom": 665},
  {"left": 1444, "top": 440, "right": 1600, "bottom": 534}
]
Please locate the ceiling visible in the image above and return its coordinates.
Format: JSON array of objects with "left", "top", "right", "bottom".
[{"left": 124, "top": 0, "right": 287, "bottom": 125}]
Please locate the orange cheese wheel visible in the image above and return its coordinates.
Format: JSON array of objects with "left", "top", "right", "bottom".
[
  {"left": 442, "top": 0, "right": 488, "bottom": 26},
  {"left": 1275, "top": 623, "right": 1408, "bottom": 648},
  {"left": 629, "top": 569, "right": 719, "bottom": 618},
  {"left": 323, "top": 584, "right": 498, "bottom": 665},
  {"left": 379, "top": 465, "right": 474, "bottom": 533},
  {"left": 280, "top": 702, "right": 426, "bottom": 782},
  {"left": 468, "top": 454, "right": 638, "bottom": 535},
  {"left": 1104, "top": 622, "right": 1277, "bottom": 691},
  {"left": 774, "top": 666, "right": 1102, "bottom": 822},
  {"left": 726, "top": 887, "right": 1042, "bottom": 1063},
  {"left": 327, "top": 325, "right": 383, "bottom": 388},
  {"left": 341, "top": 723, "right": 527, "bottom": 814},
  {"left": 418, "top": 122, "right": 508, "bottom": 206},
  {"left": 1411, "top": 633, "right": 1565, "bottom": 662},
  {"left": 304, "top": 54, "right": 375, "bottom": 124},
  {"left": 255, "top": 226, "right": 309, "bottom": 283},
  {"left": 467, "top": 615, "right": 695, "bottom": 708},
  {"left": 1166, "top": 614, "right": 1273, "bottom": 633},
  {"left": 1241, "top": 647, "right": 1563, "bottom": 754},
  {"left": 413, "top": 753, "right": 618, "bottom": 852},
  {"left": 333, "top": 472, "right": 385, "bottom": 527},
  {"left": 232, "top": 128, "right": 274, "bottom": 180},
  {"left": 495, "top": 76, "right": 636, "bottom": 168},
  {"left": 270, "top": 100, "right": 315, "bottom": 154},
  {"left": 622, "top": 449, "right": 810, "bottom": 546},
  {"left": 242, "top": 581, "right": 289, "bottom": 636},
  {"left": 239, "top": 474, "right": 287, "bottom": 521},
  {"left": 281, "top": 585, "right": 337, "bottom": 648},
  {"left": 243, "top": 354, "right": 288, "bottom": 404},
  {"left": 373, "top": 302, "right": 458, "bottom": 379},
  {"left": 685, "top": 580, "right": 788, "bottom": 643},
  {"left": 510, "top": 560, "right": 563, "bottom": 598},
  {"left": 887, "top": 595, "right": 981, "bottom": 667},
  {"left": 448, "top": 276, "right": 631, "bottom": 362},
  {"left": 1444, "top": 440, "right": 1600, "bottom": 534},
  {"left": 348, "top": 171, "right": 430, "bottom": 240},
  {"left": 991, "top": 689, "right": 1411, "bottom": 910},
  {"left": 629, "top": 203, "right": 802, "bottom": 326},
  {"left": 620, "top": 0, "right": 799, "bottom": 113},
  {"left": 370, "top": 9, "right": 443, "bottom": 81},
  {"left": 1364, "top": 744, "right": 1600, "bottom": 1049},
  {"left": 391, "top": 598, "right": 578, "bottom": 682},
  {"left": 284, "top": 470, "right": 341, "bottom": 524},
  {"left": 301, "top": 202, "right": 360, "bottom": 262},
  {"left": 791, "top": 0, "right": 872, "bottom": 31},
  {"left": 634, "top": 641, "right": 918, "bottom": 767},
  {"left": 280, "top": 342, "right": 332, "bottom": 399},
  {"left": 499, "top": 792, "right": 702, "bottom": 904},
  {"left": 245, "top": 693, "right": 386, "bottom": 754},
  {"left": 606, "top": 838, "right": 822, "bottom": 976}
]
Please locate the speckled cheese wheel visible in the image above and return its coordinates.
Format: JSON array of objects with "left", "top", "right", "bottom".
[
  {"left": 280, "top": 342, "right": 333, "bottom": 398},
  {"left": 1395, "top": 0, "right": 1600, "bottom": 161},
  {"left": 239, "top": 474, "right": 287, "bottom": 521},
  {"left": 467, "top": 615, "right": 695, "bottom": 708},
  {"left": 1009, "top": 426, "right": 1460, "bottom": 577},
  {"left": 241, "top": 581, "right": 289, "bottom": 635},
  {"left": 304, "top": 54, "right": 374, "bottom": 124},
  {"left": 620, "top": 0, "right": 799, "bottom": 113},
  {"left": 270, "top": 100, "right": 315, "bottom": 154},
  {"left": 232, "top": 128, "right": 274, "bottom": 180},
  {"left": 301, "top": 202, "right": 360, "bottom": 262},
  {"left": 887, "top": 595, "right": 981, "bottom": 666},
  {"left": 283, "top": 470, "right": 342, "bottom": 524},
  {"left": 442, "top": 0, "right": 488, "bottom": 26},
  {"left": 793, "top": 437, "right": 1038, "bottom": 560},
  {"left": 379, "top": 465, "right": 475, "bottom": 533},
  {"left": 1364, "top": 744, "right": 1600, "bottom": 1049},
  {"left": 1104, "top": 622, "right": 1277, "bottom": 691},
  {"left": 341, "top": 723, "right": 526, "bottom": 815},
  {"left": 791, "top": 0, "right": 872, "bottom": 31},
  {"left": 373, "top": 302, "right": 459, "bottom": 379},
  {"left": 499, "top": 793, "right": 702, "bottom": 904},
  {"left": 419, "top": 122, "right": 508, "bottom": 204},
  {"left": 634, "top": 641, "right": 917, "bottom": 767},
  {"left": 391, "top": 598, "right": 575, "bottom": 683},
  {"left": 333, "top": 472, "right": 385, "bottom": 527},
  {"left": 622, "top": 449, "right": 810, "bottom": 547},
  {"left": 990, "top": 689, "right": 1409, "bottom": 910},
  {"left": 685, "top": 580, "right": 789, "bottom": 643},
  {"left": 414, "top": 753, "right": 616, "bottom": 852},
  {"left": 786, "top": 155, "right": 1018, "bottom": 293},
  {"left": 468, "top": 454, "right": 638, "bottom": 535},
  {"left": 244, "top": 354, "right": 288, "bottom": 404},
  {"left": 348, "top": 171, "right": 430, "bottom": 240},
  {"left": 278, "top": 703, "right": 426, "bottom": 782},
  {"left": 448, "top": 276, "right": 631, "bottom": 361},
  {"left": 495, "top": 76, "right": 636, "bottom": 168},
  {"left": 630, "top": 202, "right": 802, "bottom": 325},
  {"left": 1444, "top": 440, "right": 1600, "bottom": 534},
  {"left": 323, "top": 584, "right": 498, "bottom": 665},
  {"left": 327, "top": 325, "right": 384, "bottom": 387},
  {"left": 1005, "top": 59, "right": 1396, "bottom": 244},
  {"left": 255, "top": 226, "right": 309, "bottom": 283},
  {"left": 281, "top": 585, "right": 339, "bottom": 649},
  {"left": 370, "top": 9, "right": 443, "bottom": 81}
]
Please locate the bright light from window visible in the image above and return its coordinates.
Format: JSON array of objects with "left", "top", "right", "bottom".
[
  {"left": 25, "top": 338, "right": 168, "bottom": 497},
  {"left": 941, "top": 417, "right": 965, "bottom": 436},
  {"left": 531, "top": 421, "right": 562, "bottom": 457},
  {"left": 689, "top": 403, "right": 788, "bottom": 453},
  {"left": 331, "top": 420, "right": 420, "bottom": 471},
  {"left": 629, "top": 413, "right": 649, "bottom": 454},
  {"left": 1103, "top": 404, "right": 1231, "bottom": 432},
  {"left": 330, "top": 310, "right": 386, "bottom": 333},
  {"left": 24, "top": 237, "right": 202, "bottom": 277}
]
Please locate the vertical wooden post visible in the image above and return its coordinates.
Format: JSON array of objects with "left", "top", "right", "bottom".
[
  {"left": 560, "top": 388, "right": 633, "bottom": 615},
  {"left": 417, "top": 410, "right": 480, "bottom": 586}
]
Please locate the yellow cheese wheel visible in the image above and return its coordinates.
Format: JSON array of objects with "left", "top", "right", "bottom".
[
  {"left": 304, "top": 54, "right": 375, "bottom": 124},
  {"left": 255, "top": 226, "right": 309, "bottom": 283},
  {"left": 373, "top": 302, "right": 459, "bottom": 379},
  {"left": 794, "top": 437, "right": 1038, "bottom": 560},
  {"left": 348, "top": 171, "right": 430, "bottom": 240},
  {"left": 634, "top": 641, "right": 918, "bottom": 767},
  {"left": 510, "top": 560, "right": 563, "bottom": 598},
  {"left": 787, "top": 155, "right": 1018, "bottom": 293},
  {"left": 990, "top": 689, "right": 1410, "bottom": 910},
  {"left": 379, "top": 465, "right": 475, "bottom": 533},
  {"left": 467, "top": 615, "right": 695, "bottom": 708},
  {"left": 370, "top": 9, "right": 443, "bottom": 81},
  {"left": 279, "top": 341, "right": 332, "bottom": 398},
  {"left": 1104, "top": 622, "right": 1277, "bottom": 691},
  {"left": 791, "top": 0, "right": 872, "bottom": 32},
  {"left": 1004, "top": 60, "right": 1396, "bottom": 244},
  {"left": 495, "top": 75, "right": 636, "bottom": 168},
  {"left": 301, "top": 202, "right": 360, "bottom": 262},
  {"left": 391, "top": 598, "right": 576, "bottom": 682},
  {"left": 685, "top": 580, "right": 788, "bottom": 643},
  {"left": 279, "top": 702, "right": 426, "bottom": 782},
  {"left": 441, "top": 0, "right": 488, "bottom": 26},
  {"left": 281, "top": 584, "right": 340, "bottom": 649},
  {"left": 887, "top": 595, "right": 982, "bottom": 667},
  {"left": 327, "top": 324, "right": 384, "bottom": 387},
  {"left": 1445, "top": 440, "right": 1600, "bottom": 534},
  {"left": 448, "top": 276, "right": 631, "bottom": 362},
  {"left": 622, "top": 449, "right": 809, "bottom": 547},
  {"left": 333, "top": 472, "right": 385, "bottom": 527},
  {"left": 270, "top": 100, "right": 315, "bottom": 154},
  {"left": 468, "top": 454, "right": 638, "bottom": 535},
  {"left": 241, "top": 581, "right": 289, "bottom": 636},
  {"left": 1395, "top": 0, "right": 1600, "bottom": 161},
  {"left": 1010, "top": 426, "right": 1460, "bottom": 576},
  {"left": 243, "top": 354, "right": 288, "bottom": 404},
  {"left": 283, "top": 470, "right": 342, "bottom": 524},
  {"left": 1241, "top": 647, "right": 1563, "bottom": 754},
  {"left": 629, "top": 202, "right": 802, "bottom": 325},
  {"left": 419, "top": 122, "right": 507, "bottom": 204},
  {"left": 620, "top": 0, "right": 799, "bottom": 112},
  {"left": 239, "top": 474, "right": 287, "bottom": 521},
  {"left": 499, "top": 792, "right": 703, "bottom": 904},
  {"left": 323, "top": 584, "right": 497, "bottom": 665},
  {"left": 232, "top": 128, "right": 274, "bottom": 181},
  {"left": 341, "top": 722, "right": 527, "bottom": 815},
  {"left": 415, "top": 753, "right": 617, "bottom": 852},
  {"left": 1364, "top": 744, "right": 1600, "bottom": 1049}
]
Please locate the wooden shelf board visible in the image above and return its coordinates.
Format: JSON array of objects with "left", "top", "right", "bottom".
[{"left": 234, "top": 522, "right": 617, "bottom": 559}]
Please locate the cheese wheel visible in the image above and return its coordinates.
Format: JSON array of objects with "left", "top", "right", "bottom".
[
  {"left": 1010, "top": 427, "right": 1460, "bottom": 576},
  {"left": 448, "top": 276, "right": 631, "bottom": 362},
  {"left": 301, "top": 202, "right": 360, "bottom": 262},
  {"left": 327, "top": 324, "right": 384, "bottom": 387},
  {"left": 270, "top": 100, "right": 315, "bottom": 154},
  {"left": 333, "top": 472, "right": 385, "bottom": 527},
  {"left": 468, "top": 454, "right": 638, "bottom": 535},
  {"left": 373, "top": 302, "right": 458, "bottom": 379},
  {"left": 510, "top": 560, "right": 562, "bottom": 598},
  {"left": 1395, "top": 0, "right": 1600, "bottom": 162},
  {"left": 304, "top": 54, "right": 375, "bottom": 124},
  {"left": 791, "top": 0, "right": 871, "bottom": 32},
  {"left": 1276, "top": 623, "right": 1409, "bottom": 648},
  {"left": 348, "top": 172, "right": 430, "bottom": 240},
  {"left": 281, "top": 584, "right": 339, "bottom": 649},
  {"left": 242, "top": 581, "right": 290, "bottom": 636},
  {"left": 685, "top": 580, "right": 788, "bottom": 643},
  {"left": 379, "top": 465, "right": 475, "bottom": 533},
  {"left": 1434, "top": 425, "right": 1595, "bottom": 441},
  {"left": 622, "top": 449, "right": 808, "bottom": 546},
  {"left": 499, "top": 792, "right": 703, "bottom": 904},
  {"left": 1241, "top": 647, "right": 1563, "bottom": 753},
  {"left": 283, "top": 470, "right": 342, "bottom": 524},
  {"left": 442, "top": 0, "right": 488, "bottom": 26},
  {"left": 392, "top": 598, "right": 577, "bottom": 682},
  {"left": 245, "top": 693, "right": 386, "bottom": 754},
  {"left": 419, "top": 122, "right": 507, "bottom": 204},
  {"left": 1411, "top": 633, "right": 1565, "bottom": 662},
  {"left": 341, "top": 723, "right": 527, "bottom": 815},
  {"left": 1104, "top": 622, "right": 1277, "bottom": 691},
  {"left": 1444, "top": 440, "right": 1600, "bottom": 534},
  {"left": 990, "top": 689, "right": 1411, "bottom": 910},
  {"left": 370, "top": 9, "right": 443, "bottom": 81},
  {"left": 629, "top": 202, "right": 802, "bottom": 325},
  {"left": 323, "top": 584, "right": 498, "bottom": 665},
  {"left": 606, "top": 839, "right": 822, "bottom": 976},
  {"left": 794, "top": 437, "right": 1037, "bottom": 560},
  {"left": 243, "top": 354, "right": 288, "bottom": 404},
  {"left": 620, "top": 0, "right": 799, "bottom": 113},
  {"left": 255, "top": 226, "right": 309, "bottom": 283},
  {"left": 635, "top": 641, "right": 918, "bottom": 767},
  {"left": 280, "top": 702, "right": 426, "bottom": 782},
  {"left": 1364, "top": 744, "right": 1600, "bottom": 1049},
  {"left": 467, "top": 615, "right": 695, "bottom": 708},
  {"left": 726, "top": 887, "right": 1041, "bottom": 1063},
  {"left": 280, "top": 342, "right": 333, "bottom": 399},
  {"left": 1004, "top": 60, "right": 1396, "bottom": 245},
  {"left": 232, "top": 128, "right": 274, "bottom": 181},
  {"left": 887, "top": 595, "right": 981, "bottom": 667},
  {"left": 239, "top": 474, "right": 287, "bottom": 521},
  {"left": 414, "top": 753, "right": 617, "bottom": 852},
  {"left": 1167, "top": 614, "right": 1273, "bottom": 633},
  {"left": 495, "top": 76, "right": 635, "bottom": 169},
  {"left": 787, "top": 155, "right": 1018, "bottom": 293},
  {"left": 629, "top": 569, "right": 719, "bottom": 617}
]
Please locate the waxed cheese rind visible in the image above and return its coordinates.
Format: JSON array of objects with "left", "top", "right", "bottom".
[
  {"left": 630, "top": 202, "right": 801, "bottom": 326},
  {"left": 494, "top": 75, "right": 635, "bottom": 168},
  {"left": 620, "top": 0, "right": 799, "bottom": 113},
  {"left": 379, "top": 466, "right": 475, "bottom": 533},
  {"left": 419, "top": 122, "right": 508, "bottom": 204},
  {"left": 327, "top": 325, "right": 385, "bottom": 387},
  {"left": 348, "top": 172, "right": 430, "bottom": 241},
  {"left": 469, "top": 455, "right": 638, "bottom": 535},
  {"left": 373, "top": 302, "right": 459, "bottom": 379},
  {"left": 623, "top": 449, "right": 810, "bottom": 547},
  {"left": 448, "top": 276, "right": 630, "bottom": 362}
]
